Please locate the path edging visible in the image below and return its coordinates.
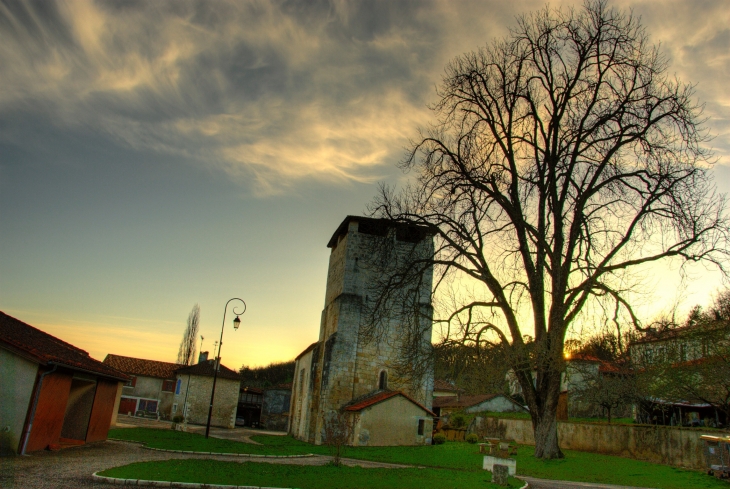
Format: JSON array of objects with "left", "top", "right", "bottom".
[
  {"left": 108, "top": 438, "right": 314, "bottom": 459},
  {"left": 92, "top": 472, "right": 295, "bottom": 488}
]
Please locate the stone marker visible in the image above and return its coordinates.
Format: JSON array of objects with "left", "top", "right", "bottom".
[{"left": 492, "top": 464, "right": 509, "bottom": 486}]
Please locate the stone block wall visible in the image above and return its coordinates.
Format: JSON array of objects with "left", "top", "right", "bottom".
[
  {"left": 291, "top": 217, "right": 435, "bottom": 445},
  {"left": 478, "top": 416, "right": 709, "bottom": 469},
  {"left": 174, "top": 375, "right": 238, "bottom": 429}
]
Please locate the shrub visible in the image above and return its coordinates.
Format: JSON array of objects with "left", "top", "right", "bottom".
[
  {"left": 433, "top": 433, "right": 446, "bottom": 445},
  {"left": 466, "top": 433, "right": 478, "bottom": 444},
  {"left": 172, "top": 415, "right": 184, "bottom": 423},
  {"left": 450, "top": 414, "right": 466, "bottom": 429}
]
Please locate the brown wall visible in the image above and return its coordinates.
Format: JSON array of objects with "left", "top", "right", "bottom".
[
  {"left": 24, "top": 369, "right": 73, "bottom": 452},
  {"left": 86, "top": 380, "right": 121, "bottom": 443}
]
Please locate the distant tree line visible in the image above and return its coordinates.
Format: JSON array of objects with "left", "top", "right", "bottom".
[{"left": 239, "top": 360, "right": 295, "bottom": 388}]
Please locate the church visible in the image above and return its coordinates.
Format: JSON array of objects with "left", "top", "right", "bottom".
[{"left": 289, "top": 216, "right": 435, "bottom": 446}]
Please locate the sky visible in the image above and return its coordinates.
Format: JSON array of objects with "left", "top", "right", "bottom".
[{"left": 1, "top": 0, "right": 729, "bottom": 369}]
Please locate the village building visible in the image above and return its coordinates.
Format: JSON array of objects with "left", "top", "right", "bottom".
[
  {"left": 102, "top": 354, "right": 182, "bottom": 419},
  {"left": 432, "top": 393, "right": 524, "bottom": 417},
  {"left": 261, "top": 383, "right": 292, "bottom": 431},
  {"left": 173, "top": 359, "right": 243, "bottom": 429},
  {"left": 433, "top": 379, "right": 464, "bottom": 398},
  {"left": 0, "top": 311, "right": 127, "bottom": 455},
  {"left": 289, "top": 216, "right": 435, "bottom": 446},
  {"left": 236, "top": 385, "right": 263, "bottom": 427}
]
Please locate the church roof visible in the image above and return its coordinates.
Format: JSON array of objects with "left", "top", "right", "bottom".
[{"left": 344, "top": 390, "right": 435, "bottom": 416}]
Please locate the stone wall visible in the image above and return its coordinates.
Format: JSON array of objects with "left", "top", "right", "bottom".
[
  {"left": 174, "top": 374, "right": 238, "bottom": 429},
  {"left": 479, "top": 416, "right": 710, "bottom": 469},
  {"left": 291, "top": 217, "right": 435, "bottom": 446},
  {"left": 352, "top": 396, "right": 433, "bottom": 446},
  {"left": 261, "top": 388, "right": 291, "bottom": 431}
]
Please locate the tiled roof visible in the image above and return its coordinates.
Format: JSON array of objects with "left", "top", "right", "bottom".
[
  {"left": 432, "top": 394, "right": 504, "bottom": 409},
  {"left": 344, "top": 390, "right": 435, "bottom": 416},
  {"left": 241, "top": 386, "right": 264, "bottom": 394},
  {"left": 176, "top": 360, "right": 243, "bottom": 381},
  {"left": 103, "top": 354, "right": 182, "bottom": 379},
  {"left": 295, "top": 341, "right": 319, "bottom": 361},
  {"left": 433, "top": 379, "right": 463, "bottom": 392},
  {"left": 0, "top": 311, "right": 128, "bottom": 381}
]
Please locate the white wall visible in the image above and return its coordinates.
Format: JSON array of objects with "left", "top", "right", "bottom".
[{"left": 0, "top": 348, "right": 39, "bottom": 455}]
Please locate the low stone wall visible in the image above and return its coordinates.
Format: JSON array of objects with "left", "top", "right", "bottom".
[{"left": 480, "top": 417, "right": 712, "bottom": 469}]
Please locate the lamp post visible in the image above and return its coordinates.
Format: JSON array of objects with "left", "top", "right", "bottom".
[{"left": 205, "top": 297, "right": 246, "bottom": 438}]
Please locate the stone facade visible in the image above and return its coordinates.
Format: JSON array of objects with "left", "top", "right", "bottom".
[
  {"left": 289, "top": 216, "right": 435, "bottom": 445},
  {"left": 261, "top": 386, "right": 292, "bottom": 431},
  {"left": 173, "top": 363, "right": 241, "bottom": 429}
]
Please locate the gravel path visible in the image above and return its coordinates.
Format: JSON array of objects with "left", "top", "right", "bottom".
[{"left": 0, "top": 440, "right": 410, "bottom": 489}]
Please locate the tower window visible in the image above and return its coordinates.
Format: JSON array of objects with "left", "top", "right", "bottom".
[
  {"left": 418, "top": 419, "right": 425, "bottom": 436},
  {"left": 379, "top": 370, "right": 388, "bottom": 390}
]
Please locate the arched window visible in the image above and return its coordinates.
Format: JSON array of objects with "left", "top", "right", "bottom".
[{"left": 379, "top": 370, "right": 388, "bottom": 390}]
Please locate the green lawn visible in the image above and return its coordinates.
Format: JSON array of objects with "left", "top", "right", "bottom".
[
  {"left": 108, "top": 427, "right": 725, "bottom": 489},
  {"left": 99, "top": 459, "right": 522, "bottom": 488}
]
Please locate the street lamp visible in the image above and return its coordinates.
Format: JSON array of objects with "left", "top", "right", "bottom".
[{"left": 205, "top": 297, "right": 246, "bottom": 438}]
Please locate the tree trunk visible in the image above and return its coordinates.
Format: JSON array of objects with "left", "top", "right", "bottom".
[{"left": 532, "top": 410, "right": 563, "bottom": 459}]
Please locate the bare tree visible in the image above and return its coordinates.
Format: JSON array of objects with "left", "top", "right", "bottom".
[
  {"left": 367, "top": 0, "right": 729, "bottom": 459},
  {"left": 177, "top": 304, "right": 200, "bottom": 366},
  {"left": 322, "top": 410, "right": 353, "bottom": 466}
]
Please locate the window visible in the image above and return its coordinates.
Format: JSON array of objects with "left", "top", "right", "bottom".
[
  {"left": 379, "top": 370, "right": 388, "bottom": 390},
  {"left": 162, "top": 379, "right": 175, "bottom": 392},
  {"left": 125, "top": 376, "right": 137, "bottom": 388},
  {"left": 175, "top": 378, "right": 182, "bottom": 395},
  {"left": 418, "top": 419, "right": 425, "bottom": 436},
  {"left": 172, "top": 403, "right": 178, "bottom": 413}
]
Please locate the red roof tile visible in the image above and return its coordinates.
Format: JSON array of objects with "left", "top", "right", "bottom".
[
  {"left": 176, "top": 360, "right": 243, "bottom": 381},
  {"left": 432, "top": 394, "right": 505, "bottom": 409},
  {"left": 433, "top": 379, "right": 463, "bottom": 392},
  {"left": 345, "top": 390, "right": 435, "bottom": 416},
  {"left": 103, "top": 354, "right": 183, "bottom": 379},
  {"left": 0, "top": 311, "right": 127, "bottom": 381}
]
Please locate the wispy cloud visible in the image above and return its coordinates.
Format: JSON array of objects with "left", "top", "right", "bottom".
[{"left": 1, "top": 0, "right": 728, "bottom": 192}]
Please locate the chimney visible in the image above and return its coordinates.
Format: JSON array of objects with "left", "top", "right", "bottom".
[{"left": 198, "top": 351, "right": 209, "bottom": 364}]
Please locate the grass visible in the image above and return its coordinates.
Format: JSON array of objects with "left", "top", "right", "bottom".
[
  {"left": 109, "top": 427, "right": 726, "bottom": 489},
  {"left": 99, "top": 459, "right": 522, "bottom": 488}
]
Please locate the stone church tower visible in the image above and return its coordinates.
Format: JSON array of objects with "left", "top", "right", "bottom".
[{"left": 289, "top": 216, "right": 435, "bottom": 446}]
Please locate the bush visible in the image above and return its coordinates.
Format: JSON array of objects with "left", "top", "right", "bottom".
[
  {"left": 465, "top": 433, "right": 478, "bottom": 444},
  {"left": 433, "top": 433, "right": 446, "bottom": 445},
  {"left": 172, "top": 415, "right": 184, "bottom": 423},
  {"left": 450, "top": 414, "right": 466, "bottom": 429}
]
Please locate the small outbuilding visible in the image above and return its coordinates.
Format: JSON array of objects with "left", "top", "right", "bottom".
[
  {"left": 0, "top": 311, "right": 127, "bottom": 455},
  {"left": 432, "top": 393, "right": 524, "bottom": 417},
  {"left": 173, "top": 359, "right": 243, "bottom": 429},
  {"left": 344, "top": 390, "right": 435, "bottom": 446}
]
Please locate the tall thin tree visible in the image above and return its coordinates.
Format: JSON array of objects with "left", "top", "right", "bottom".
[{"left": 177, "top": 304, "right": 200, "bottom": 365}]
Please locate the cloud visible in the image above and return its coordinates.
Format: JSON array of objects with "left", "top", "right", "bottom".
[{"left": 1, "top": 0, "right": 728, "bottom": 193}]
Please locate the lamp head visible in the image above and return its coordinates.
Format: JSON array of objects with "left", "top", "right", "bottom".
[{"left": 233, "top": 315, "right": 241, "bottom": 330}]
